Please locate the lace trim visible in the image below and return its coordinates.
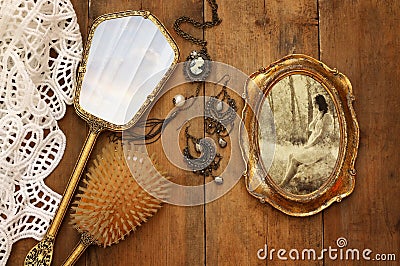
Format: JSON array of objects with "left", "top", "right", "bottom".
[{"left": 0, "top": 0, "right": 82, "bottom": 264}]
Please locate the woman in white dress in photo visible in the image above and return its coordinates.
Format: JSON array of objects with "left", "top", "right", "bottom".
[{"left": 279, "top": 94, "right": 334, "bottom": 187}]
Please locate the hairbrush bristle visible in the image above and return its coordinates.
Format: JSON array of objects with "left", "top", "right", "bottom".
[{"left": 70, "top": 140, "right": 170, "bottom": 247}]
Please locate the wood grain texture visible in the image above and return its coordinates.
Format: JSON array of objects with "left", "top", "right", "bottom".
[
  {"left": 205, "top": 1, "right": 322, "bottom": 265},
  {"left": 7, "top": 0, "right": 400, "bottom": 265},
  {"left": 319, "top": 0, "right": 400, "bottom": 265},
  {"left": 204, "top": 1, "right": 272, "bottom": 265}
]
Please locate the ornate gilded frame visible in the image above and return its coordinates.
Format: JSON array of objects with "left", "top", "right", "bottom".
[
  {"left": 240, "top": 54, "right": 359, "bottom": 216},
  {"left": 74, "top": 10, "right": 180, "bottom": 131}
]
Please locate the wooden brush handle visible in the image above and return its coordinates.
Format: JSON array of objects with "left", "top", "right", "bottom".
[{"left": 62, "top": 232, "right": 94, "bottom": 266}]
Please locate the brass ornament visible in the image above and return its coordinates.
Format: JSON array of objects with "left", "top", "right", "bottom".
[
  {"left": 23, "top": 236, "right": 54, "bottom": 266},
  {"left": 240, "top": 54, "right": 359, "bottom": 216}
]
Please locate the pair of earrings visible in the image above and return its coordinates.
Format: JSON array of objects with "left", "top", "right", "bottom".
[{"left": 182, "top": 75, "right": 237, "bottom": 185}]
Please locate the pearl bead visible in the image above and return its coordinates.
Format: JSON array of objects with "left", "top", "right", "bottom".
[
  {"left": 190, "top": 50, "right": 198, "bottom": 57},
  {"left": 195, "top": 143, "right": 202, "bottom": 153},
  {"left": 216, "top": 101, "right": 223, "bottom": 111},
  {"left": 218, "top": 138, "right": 227, "bottom": 148},
  {"left": 214, "top": 176, "right": 223, "bottom": 185},
  {"left": 173, "top": 94, "right": 185, "bottom": 107}
]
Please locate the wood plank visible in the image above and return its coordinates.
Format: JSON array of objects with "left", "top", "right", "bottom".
[
  {"left": 205, "top": 0, "right": 323, "bottom": 265},
  {"left": 204, "top": 1, "right": 267, "bottom": 265},
  {"left": 251, "top": 2, "right": 323, "bottom": 265},
  {"left": 45, "top": 0, "right": 90, "bottom": 264},
  {"left": 141, "top": 1, "right": 206, "bottom": 265},
  {"left": 84, "top": 1, "right": 206, "bottom": 265},
  {"left": 319, "top": 0, "right": 400, "bottom": 265}
]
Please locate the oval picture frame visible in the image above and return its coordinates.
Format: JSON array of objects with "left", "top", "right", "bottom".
[{"left": 240, "top": 54, "right": 359, "bottom": 216}]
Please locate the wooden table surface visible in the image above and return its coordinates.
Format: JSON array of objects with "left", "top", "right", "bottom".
[{"left": 9, "top": 0, "right": 400, "bottom": 265}]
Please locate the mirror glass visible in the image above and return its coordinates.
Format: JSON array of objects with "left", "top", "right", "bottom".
[
  {"left": 79, "top": 14, "right": 176, "bottom": 126},
  {"left": 259, "top": 74, "right": 340, "bottom": 195}
]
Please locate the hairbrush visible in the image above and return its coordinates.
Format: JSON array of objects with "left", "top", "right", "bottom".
[{"left": 62, "top": 140, "right": 169, "bottom": 265}]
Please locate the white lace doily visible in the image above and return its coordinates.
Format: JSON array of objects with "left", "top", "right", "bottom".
[{"left": 0, "top": 0, "right": 82, "bottom": 264}]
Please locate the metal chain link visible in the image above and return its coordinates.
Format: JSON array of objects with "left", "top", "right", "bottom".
[{"left": 173, "top": 0, "right": 221, "bottom": 56}]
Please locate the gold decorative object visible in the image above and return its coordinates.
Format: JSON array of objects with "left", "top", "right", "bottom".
[
  {"left": 241, "top": 54, "right": 359, "bottom": 216},
  {"left": 62, "top": 140, "right": 169, "bottom": 265},
  {"left": 24, "top": 10, "right": 179, "bottom": 265}
]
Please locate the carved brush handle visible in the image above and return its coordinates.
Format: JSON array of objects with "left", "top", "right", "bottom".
[
  {"left": 62, "top": 233, "right": 94, "bottom": 266},
  {"left": 24, "top": 125, "right": 102, "bottom": 266}
]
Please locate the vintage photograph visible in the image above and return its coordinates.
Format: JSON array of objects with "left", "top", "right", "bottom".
[{"left": 259, "top": 74, "right": 340, "bottom": 195}]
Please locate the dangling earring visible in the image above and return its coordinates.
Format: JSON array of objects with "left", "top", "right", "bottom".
[
  {"left": 205, "top": 74, "right": 237, "bottom": 148},
  {"left": 182, "top": 125, "right": 223, "bottom": 184}
]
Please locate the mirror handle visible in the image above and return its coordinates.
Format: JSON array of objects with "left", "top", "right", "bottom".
[
  {"left": 49, "top": 125, "right": 102, "bottom": 236},
  {"left": 24, "top": 124, "right": 103, "bottom": 266}
]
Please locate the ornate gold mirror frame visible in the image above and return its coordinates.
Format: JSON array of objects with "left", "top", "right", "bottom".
[
  {"left": 240, "top": 54, "right": 359, "bottom": 216},
  {"left": 74, "top": 10, "right": 179, "bottom": 131}
]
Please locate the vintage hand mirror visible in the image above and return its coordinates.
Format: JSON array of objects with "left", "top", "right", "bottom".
[
  {"left": 25, "top": 10, "right": 179, "bottom": 265},
  {"left": 241, "top": 54, "right": 359, "bottom": 216}
]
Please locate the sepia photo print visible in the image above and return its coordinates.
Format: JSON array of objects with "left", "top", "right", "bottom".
[{"left": 259, "top": 74, "right": 340, "bottom": 195}]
